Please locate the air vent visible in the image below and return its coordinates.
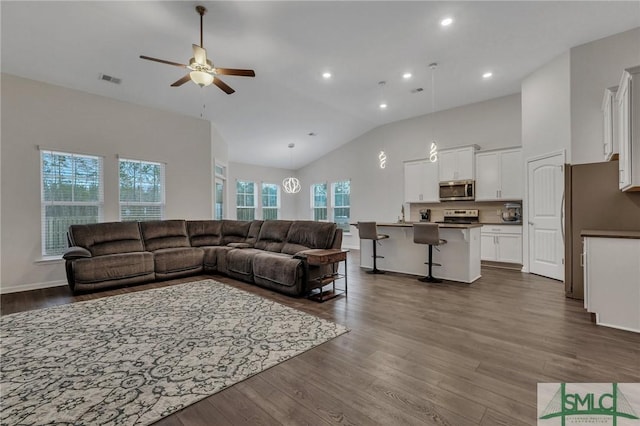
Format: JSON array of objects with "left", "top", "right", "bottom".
[
  {"left": 99, "top": 74, "right": 121, "bottom": 84},
  {"left": 411, "top": 87, "right": 424, "bottom": 94}
]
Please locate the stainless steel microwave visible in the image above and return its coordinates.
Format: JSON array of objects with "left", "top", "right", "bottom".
[{"left": 439, "top": 179, "right": 475, "bottom": 201}]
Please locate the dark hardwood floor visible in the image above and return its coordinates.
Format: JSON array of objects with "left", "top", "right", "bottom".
[{"left": 2, "top": 251, "right": 639, "bottom": 425}]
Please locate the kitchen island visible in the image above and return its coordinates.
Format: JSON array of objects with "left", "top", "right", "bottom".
[{"left": 355, "top": 222, "right": 482, "bottom": 283}]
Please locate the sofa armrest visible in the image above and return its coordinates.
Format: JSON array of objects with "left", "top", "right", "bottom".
[{"left": 63, "top": 246, "right": 92, "bottom": 260}]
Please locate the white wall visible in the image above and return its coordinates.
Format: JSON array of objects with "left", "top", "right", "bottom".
[
  {"left": 521, "top": 52, "right": 571, "bottom": 274},
  {"left": 296, "top": 94, "right": 522, "bottom": 249},
  {"left": 521, "top": 52, "right": 572, "bottom": 163},
  {"left": 227, "top": 161, "right": 297, "bottom": 220},
  {"left": 570, "top": 27, "right": 640, "bottom": 165},
  {"left": 1, "top": 74, "right": 214, "bottom": 292}
]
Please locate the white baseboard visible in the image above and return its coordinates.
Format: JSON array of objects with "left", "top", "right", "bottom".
[{"left": 0, "top": 280, "right": 67, "bottom": 294}]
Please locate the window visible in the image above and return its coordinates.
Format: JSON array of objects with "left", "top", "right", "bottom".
[
  {"left": 261, "top": 183, "right": 279, "bottom": 220},
  {"left": 332, "top": 180, "right": 351, "bottom": 232},
  {"left": 119, "top": 158, "right": 165, "bottom": 221},
  {"left": 311, "top": 183, "right": 328, "bottom": 221},
  {"left": 41, "top": 150, "right": 103, "bottom": 257},
  {"left": 214, "top": 163, "right": 226, "bottom": 220},
  {"left": 215, "top": 179, "right": 224, "bottom": 220},
  {"left": 236, "top": 180, "right": 256, "bottom": 220}
]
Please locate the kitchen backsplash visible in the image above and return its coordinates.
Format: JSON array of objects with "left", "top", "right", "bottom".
[{"left": 408, "top": 201, "right": 521, "bottom": 223}]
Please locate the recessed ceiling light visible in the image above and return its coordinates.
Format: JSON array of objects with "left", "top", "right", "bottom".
[
  {"left": 483, "top": 72, "right": 493, "bottom": 79},
  {"left": 379, "top": 103, "right": 388, "bottom": 109},
  {"left": 440, "top": 17, "right": 453, "bottom": 27},
  {"left": 322, "top": 72, "right": 332, "bottom": 79},
  {"left": 403, "top": 72, "right": 412, "bottom": 79}
]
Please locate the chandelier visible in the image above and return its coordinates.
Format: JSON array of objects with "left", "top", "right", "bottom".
[
  {"left": 429, "top": 62, "right": 439, "bottom": 162},
  {"left": 282, "top": 143, "right": 301, "bottom": 194}
]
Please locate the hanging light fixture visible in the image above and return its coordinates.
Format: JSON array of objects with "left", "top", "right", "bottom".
[
  {"left": 282, "top": 143, "right": 301, "bottom": 194},
  {"left": 429, "top": 62, "right": 439, "bottom": 163}
]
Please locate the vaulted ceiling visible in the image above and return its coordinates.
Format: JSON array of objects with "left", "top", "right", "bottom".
[{"left": 2, "top": 1, "right": 638, "bottom": 168}]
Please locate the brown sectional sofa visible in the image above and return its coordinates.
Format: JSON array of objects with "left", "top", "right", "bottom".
[{"left": 63, "top": 219, "right": 343, "bottom": 296}]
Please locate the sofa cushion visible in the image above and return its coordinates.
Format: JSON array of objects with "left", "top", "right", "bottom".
[
  {"left": 221, "top": 220, "right": 252, "bottom": 245},
  {"left": 187, "top": 220, "right": 223, "bottom": 247},
  {"left": 199, "top": 246, "right": 228, "bottom": 271},
  {"left": 140, "top": 220, "right": 190, "bottom": 251},
  {"left": 153, "top": 247, "right": 204, "bottom": 274},
  {"left": 246, "top": 220, "right": 263, "bottom": 246},
  {"left": 281, "top": 221, "right": 337, "bottom": 255},
  {"left": 72, "top": 252, "right": 154, "bottom": 284},
  {"left": 69, "top": 222, "right": 144, "bottom": 256},
  {"left": 255, "top": 220, "right": 293, "bottom": 252},
  {"left": 253, "top": 252, "right": 304, "bottom": 289},
  {"left": 226, "top": 248, "right": 262, "bottom": 280}
]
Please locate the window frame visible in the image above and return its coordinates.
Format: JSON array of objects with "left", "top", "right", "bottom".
[
  {"left": 310, "top": 182, "right": 328, "bottom": 221},
  {"left": 236, "top": 179, "right": 257, "bottom": 221},
  {"left": 40, "top": 149, "right": 104, "bottom": 258},
  {"left": 331, "top": 179, "right": 351, "bottom": 232},
  {"left": 118, "top": 158, "right": 166, "bottom": 222},
  {"left": 214, "top": 162, "right": 226, "bottom": 220},
  {"left": 261, "top": 182, "right": 280, "bottom": 220}
]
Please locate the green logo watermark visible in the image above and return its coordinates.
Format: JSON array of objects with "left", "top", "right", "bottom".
[{"left": 538, "top": 383, "right": 640, "bottom": 425}]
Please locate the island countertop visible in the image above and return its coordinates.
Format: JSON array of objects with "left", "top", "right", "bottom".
[{"left": 352, "top": 222, "right": 483, "bottom": 229}]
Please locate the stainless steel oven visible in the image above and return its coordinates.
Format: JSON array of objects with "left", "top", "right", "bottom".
[{"left": 439, "top": 179, "right": 475, "bottom": 201}]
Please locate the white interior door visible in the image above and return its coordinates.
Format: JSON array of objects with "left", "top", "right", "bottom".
[{"left": 527, "top": 153, "right": 564, "bottom": 280}]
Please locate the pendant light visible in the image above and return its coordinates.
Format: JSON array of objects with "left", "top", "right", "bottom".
[
  {"left": 282, "top": 143, "right": 301, "bottom": 194},
  {"left": 429, "top": 62, "right": 438, "bottom": 163}
]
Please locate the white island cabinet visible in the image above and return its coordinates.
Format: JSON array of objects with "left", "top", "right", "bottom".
[
  {"left": 356, "top": 223, "right": 481, "bottom": 283},
  {"left": 582, "top": 230, "right": 640, "bottom": 333}
]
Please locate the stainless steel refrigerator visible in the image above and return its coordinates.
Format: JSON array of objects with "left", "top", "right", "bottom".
[{"left": 564, "top": 160, "right": 640, "bottom": 299}]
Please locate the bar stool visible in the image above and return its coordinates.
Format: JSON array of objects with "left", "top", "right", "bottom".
[
  {"left": 413, "top": 223, "right": 447, "bottom": 283},
  {"left": 357, "top": 221, "right": 389, "bottom": 274}
]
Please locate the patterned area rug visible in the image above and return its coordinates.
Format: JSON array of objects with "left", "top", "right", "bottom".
[{"left": 1, "top": 279, "right": 348, "bottom": 425}]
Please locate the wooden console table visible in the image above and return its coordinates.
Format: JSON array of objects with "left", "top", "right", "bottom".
[{"left": 299, "top": 249, "right": 348, "bottom": 302}]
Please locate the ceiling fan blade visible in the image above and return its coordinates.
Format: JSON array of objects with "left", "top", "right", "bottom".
[
  {"left": 140, "top": 55, "right": 187, "bottom": 68},
  {"left": 215, "top": 68, "right": 256, "bottom": 77},
  {"left": 213, "top": 77, "right": 235, "bottom": 94},
  {"left": 192, "top": 44, "right": 207, "bottom": 65},
  {"left": 171, "top": 74, "right": 192, "bottom": 87}
]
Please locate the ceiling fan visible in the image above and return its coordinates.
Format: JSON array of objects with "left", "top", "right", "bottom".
[{"left": 140, "top": 5, "right": 255, "bottom": 94}]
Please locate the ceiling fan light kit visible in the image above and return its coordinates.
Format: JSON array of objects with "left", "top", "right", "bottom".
[
  {"left": 190, "top": 70, "right": 214, "bottom": 87},
  {"left": 140, "top": 5, "right": 255, "bottom": 94}
]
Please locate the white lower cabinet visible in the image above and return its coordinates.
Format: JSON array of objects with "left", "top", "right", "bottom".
[
  {"left": 480, "top": 225, "right": 522, "bottom": 263},
  {"left": 583, "top": 236, "right": 640, "bottom": 333}
]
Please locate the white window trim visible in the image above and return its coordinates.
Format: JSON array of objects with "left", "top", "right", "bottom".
[
  {"left": 214, "top": 161, "right": 227, "bottom": 220},
  {"left": 118, "top": 158, "right": 166, "bottom": 221},
  {"left": 331, "top": 179, "right": 351, "bottom": 234},
  {"left": 236, "top": 179, "right": 257, "bottom": 220},
  {"left": 40, "top": 149, "right": 104, "bottom": 258},
  {"left": 310, "top": 182, "right": 329, "bottom": 222},
  {"left": 261, "top": 182, "right": 280, "bottom": 220}
]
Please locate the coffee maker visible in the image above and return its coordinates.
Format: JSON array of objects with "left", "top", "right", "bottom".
[
  {"left": 501, "top": 203, "right": 522, "bottom": 223},
  {"left": 419, "top": 209, "right": 431, "bottom": 222}
]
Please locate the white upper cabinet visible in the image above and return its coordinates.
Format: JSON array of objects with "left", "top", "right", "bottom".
[
  {"left": 438, "top": 146, "right": 478, "bottom": 182},
  {"left": 475, "top": 148, "right": 523, "bottom": 201},
  {"left": 617, "top": 66, "right": 640, "bottom": 192},
  {"left": 404, "top": 159, "right": 439, "bottom": 203},
  {"left": 602, "top": 86, "right": 618, "bottom": 161}
]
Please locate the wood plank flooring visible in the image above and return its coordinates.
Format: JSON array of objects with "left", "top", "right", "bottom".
[{"left": 2, "top": 251, "right": 639, "bottom": 425}]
